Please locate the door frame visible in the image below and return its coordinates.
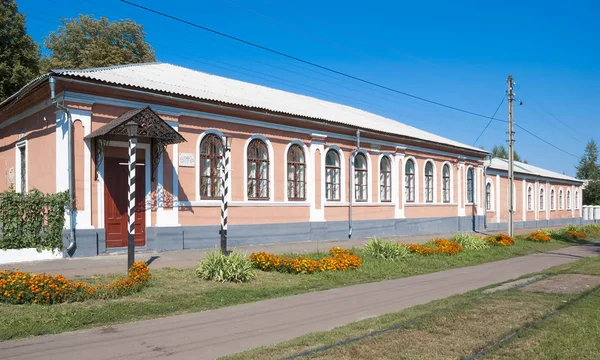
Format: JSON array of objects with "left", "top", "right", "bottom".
[{"left": 97, "top": 141, "right": 151, "bottom": 231}]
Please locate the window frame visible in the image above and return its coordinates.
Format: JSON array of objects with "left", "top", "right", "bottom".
[
  {"left": 550, "top": 188, "right": 556, "bottom": 211},
  {"left": 424, "top": 161, "right": 434, "bottom": 203},
  {"left": 527, "top": 185, "right": 533, "bottom": 211},
  {"left": 354, "top": 152, "right": 368, "bottom": 202},
  {"left": 287, "top": 144, "right": 306, "bottom": 201},
  {"left": 325, "top": 149, "right": 341, "bottom": 201},
  {"left": 405, "top": 159, "right": 416, "bottom": 203},
  {"left": 379, "top": 156, "right": 392, "bottom": 202},
  {"left": 567, "top": 190, "right": 572, "bottom": 210},
  {"left": 15, "top": 140, "right": 27, "bottom": 194},
  {"left": 559, "top": 188, "right": 564, "bottom": 210},
  {"left": 199, "top": 133, "right": 224, "bottom": 200},
  {"left": 575, "top": 190, "right": 579, "bottom": 209},
  {"left": 247, "top": 138, "right": 270, "bottom": 200},
  {"left": 442, "top": 163, "right": 451, "bottom": 203},
  {"left": 466, "top": 167, "right": 474, "bottom": 204},
  {"left": 539, "top": 187, "right": 545, "bottom": 211},
  {"left": 485, "top": 181, "right": 492, "bottom": 211}
]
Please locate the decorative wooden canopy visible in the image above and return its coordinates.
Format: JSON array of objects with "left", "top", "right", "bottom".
[{"left": 85, "top": 106, "right": 186, "bottom": 181}]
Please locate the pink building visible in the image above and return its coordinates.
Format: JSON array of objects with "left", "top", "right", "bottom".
[{"left": 0, "top": 63, "right": 585, "bottom": 257}]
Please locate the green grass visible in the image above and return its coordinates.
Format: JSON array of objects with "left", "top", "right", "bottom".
[
  {"left": 0, "top": 233, "right": 595, "bottom": 341},
  {"left": 222, "top": 255, "right": 600, "bottom": 360}
]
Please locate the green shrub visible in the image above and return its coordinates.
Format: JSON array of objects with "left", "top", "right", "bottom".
[
  {"left": 363, "top": 238, "right": 411, "bottom": 261},
  {"left": 450, "top": 233, "right": 490, "bottom": 250},
  {"left": 196, "top": 250, "right": 255, "bottom": 283},
  {"left": 539, "top": 228, "right": 569, "bottom": 241}
]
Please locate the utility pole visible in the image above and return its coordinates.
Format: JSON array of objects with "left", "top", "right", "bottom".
[{"left": 507, "top": 75, "right": 515, "bottom": 238}]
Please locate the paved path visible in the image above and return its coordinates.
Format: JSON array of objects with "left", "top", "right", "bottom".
[
  {"left": 2, "top": 243, "right": 597, "bottom": 360},
  {"left": 0, "top": 226, "right": 561, "bottom": 277}
]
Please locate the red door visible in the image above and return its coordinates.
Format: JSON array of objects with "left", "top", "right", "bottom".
[{"left": 104, "top": 157, "right": 146, "bottom": 248}]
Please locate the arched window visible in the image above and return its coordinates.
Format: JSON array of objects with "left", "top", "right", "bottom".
[
  {"left": 567, "top": 190, "right": 571, "bottom": 209},
  {"left": 466, "top": 167, "right": 474, "bottom": 203},
  {"left": 380, "top": 157, "right": 391, "bottom": 202},
  {"left": 559, "top": 189, "right": 564, "bottom": 210},
  {"left": 405, "top": 159, "right": 415, "bottom": 203},
  {"left": 247, "top": 139, "right": 269, "bottom": 199},
  {"left": 550, "top": 189, "right": 555, "bottom": 210},
  {"left": 424, "top": 162, "right": 434, "bottom": 203},
  {"left": 325, "top": 150, "right": 340, "bottom": 201},
  {"left": 199, "top": 134, "right": 223, "bottom": 199},
  {"left": 354, "top": 153, "right": 368, "bottom": 201},
  {"left": 528, "top": 186, "right": 533, "bottom": 210},
  {"left": 287, "top": 144, "right": 306, "bottom": 200},
  {"left": 486, "top": 182, "right": 492, "bottom": 211},
  {"left": 540, "top": 187, "right": 545, "bottom": 210},
  {"left": 575, "top": 190, "right": 579, "bottom": 209},
  {"left": 442, "top": 164, "right": 451, "bottom": 203}
]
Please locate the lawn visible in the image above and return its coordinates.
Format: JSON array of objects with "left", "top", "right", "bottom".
[
  {"left": 0, "top": 231, "right": 596, "bottom": 341},
  {"left": 222, "top": 256, "right": 600, "bottom": 360}
]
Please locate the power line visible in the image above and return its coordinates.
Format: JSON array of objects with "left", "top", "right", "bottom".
[
  {"left": 514, "top": 124, "right": 579, "bottom": 158},
  {"left": 120, "top": 0, "right": 508, "bottom": 123},
  {"left": 472, "top": 93, "right": 506, "bottom": 146}
]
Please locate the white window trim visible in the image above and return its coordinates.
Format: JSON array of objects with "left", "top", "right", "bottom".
[
  {"left": 243, "top": 134, "right": 275, "bottom": 202},
  {"left": 441, "top": 161, "right": 453, "bottom": 203},
  {"left": 550, "top": 186, "right": 556, "bottom": 211},
  {"left": 404, "top": 156, "right": 418, "bottom": 204},
  {"left": 323, "top": 145, "right": 346, "bottom": 203},
  {"left": 284, "top": 140, "right": 310, "bottom": 202},
  {"left": 567, "top": 189, "right": 572, "bottom": 210},
  {"left": 195, "top": 129, "right": 225, "bottom": 202},
  {"left": 465, "top": 165, "right": 475, "bottom": 205},
  {"left": 485, "top": 178, "right": 494, "bottom": 212},
  {"left": 558, "top": 187, "right": 564, "bottom": 210},
  {"left": 378, "top": 153, "right": 394, "bottom": 203},
  {"left": 575, "top": 190, "right": 579, "bottom": 209},
  {"left": 539, "top": 185, "right": 546, "bottom": 211},
  {"left": 527, "top": 184, "right": 534, "bottom": 211},
  {"left": 423, "top": 159, "right": 437, "bottom": 203},
  {"left": 351, "top": 149, "right": 372, "bottom": 203},
  {"left": 15, "top": 140, "right": 28, "bottom": 193}
]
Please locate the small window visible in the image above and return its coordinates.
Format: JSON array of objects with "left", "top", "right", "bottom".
[
  {"left": 199, "top": 134, "right": 223, "bottom": 200},
  {"left": 354, "top": 153, "right": 368, "bottom": 202},
  {"left": 424, "top": 162, "right": 433, "bottom": 203},
  {"left": 575, "top": 191, "right": 579, "bottom": 209},
  {"left": 325, "top": 150, "right": 340, "bottom": 201},
  {"left": 405, "top": 159, "right": 415, "bottom": 203},
  {"left": 287, "top": 144, "right": 306, "bottom": 201},
  {"left": 540, "top": 188, "right": 545, "bottom": 210},
  {"left": 559, "top": 189, "right": 563, "bottom": 210},
  {"left": 380, "top": 157, "right": 391, "bottom": 202},
  {"left": 528, "top": 186, "right": 533, "bottom": 210},
  {"left": 486, "top": 182, "right": 492, "bottom": 211},
  {"left": 247, "top": 139, "right": 269, "bottom": 200},
  {"left": 442, "top": 164, "right": 451, "bottom": 203},
  {"left": 466, "top": 167, "right": 474, "bottom": 203},
  {"left": 550, "top": 189, "right": 555, "bottom": 210},
  {"left": 567, "top": 190, "right": 571, "bottom": 209},
  {"left": 17, "top": 142, "right": 26, "bottom": 193}
]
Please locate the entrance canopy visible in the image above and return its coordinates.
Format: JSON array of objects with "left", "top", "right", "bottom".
[{"left": 85, "top": 106, "right": 186, "bottom": 181}]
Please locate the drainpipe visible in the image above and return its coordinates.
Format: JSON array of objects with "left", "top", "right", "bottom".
[
  {"left": 49, "top": 77, "right": 76, "bottom": 252},
  {"left": 349, "top": 129, "right": 360, "bottom": 238}
]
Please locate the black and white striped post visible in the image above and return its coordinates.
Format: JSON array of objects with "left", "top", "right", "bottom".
[
  {"left": 125, "top": 120, "right": 139, "bottom": 270},
  {"left": 220, "top": 135, "right": 232, "bottom": 255}
]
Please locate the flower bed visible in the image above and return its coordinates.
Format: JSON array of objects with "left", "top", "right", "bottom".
[
  {"left": 567, "top": 231, "right": 587, "bottom": 239},
  {"left": 406, "top": 239, "right": 463, "bottom": 256},
  {"left": 249, "top": 247, "right": 362, "bottom": 274},
  {"left": 0, "top": 261, "right": 151, "bottom": 305},
  {"left": 526, "top": 231, "right": 552, "bottom": 243},
  {"left": 485, "top": 234, "right": 515, "bottom": 246}
]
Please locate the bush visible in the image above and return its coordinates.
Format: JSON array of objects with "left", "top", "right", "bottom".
[
  {"left": 0, "top": 261, "right": 151, "bottom": 305},
  {"left": 363, "top": 238, "right": 411, "bottom": 261},
  {"left": 406, "top": 239, "right": 463, "bottom": 256},
  {"left": 485, "top": 234, "right": 515, "bottom": 246},
  {"left": 526, "top": 231, "right": 552, "bottom": 243},
  {"left": 567, "top": 231, "right": 587, "bottom": 240},
  {"left": 451, "top": 233, "right": 490, "bottom": 250},
  {"left": 196, "top": 250, "right": 255, "bottom": 283},
  {"left": 0, "top": 189, "right": 70, "bottom": 250},
  {"left": 249, "top": 247, "right": 362, "bottom": 274}
]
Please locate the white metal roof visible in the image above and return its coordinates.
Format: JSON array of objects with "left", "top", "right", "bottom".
[
  {"left": 54, "top": 62, "right": 486, "bottom": 153},
  {"left": 488, "top": 157, "right": 582, "bottom": 183}
]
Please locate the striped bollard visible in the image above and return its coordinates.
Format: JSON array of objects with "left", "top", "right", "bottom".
[
  {"left": 127, "top": 137, "right": 137, "bottom": 269},
  {"left": 220, "top": 145, "right": 230, "bottom": 255}
]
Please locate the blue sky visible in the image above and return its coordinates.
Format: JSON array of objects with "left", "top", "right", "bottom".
[{"left": 18, "top": 0, "right": 600, "bottom": 176}]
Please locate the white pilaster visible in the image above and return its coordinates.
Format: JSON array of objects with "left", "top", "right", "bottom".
[
  {"left": 477, "top": 166, "right": 484, "bottom": 214},
  {"left": 496, "top": 174, "right": 501, "bottom": 223},
  {"left": 395, "top": 146, "right": 405, "bottom": 219},
  {"left": 156, "top": 120, "right": 180, "bottom": 226},
  {"left": 458, "top": 162, "right": 465, "bottom": 216},
  {"left": 535, "top": 181, "right": 539, "bottom": 221},
  {"left": 310, "top": 134, "right": 326, "bottom": 222},
  {"left": 70, "top": 109, "right": 93, "bottom": 229},
  {"left": 546, "top": 181, "right": 550, "bottom": 220},
  {"left": 522, "top": 179, "right": 526, "bottom": 221}
]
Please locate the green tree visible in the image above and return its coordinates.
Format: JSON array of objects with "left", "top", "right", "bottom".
[
  {"left": 41, "top": 15, "right": 156, "bottom": 71},
  {"left": 489, "top": 144, "right": 527, "bottom": 163},
  {"left": 575, "top": 139, "right": 599, "bottom": 180},
  {"left": 0, "top": 0, "right": 40, "bottom": 102},
  {"left": 583, "top": 179, "right": 600, "bottom": 205}
]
